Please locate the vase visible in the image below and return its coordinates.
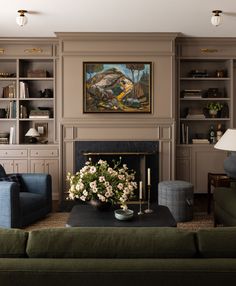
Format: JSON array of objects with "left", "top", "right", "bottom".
[
  {"left": 209, "top": 110, "right": 218, "bottom": 118},
  {"left": 89, "top": 199, "right": 112, "bottom": 211}
]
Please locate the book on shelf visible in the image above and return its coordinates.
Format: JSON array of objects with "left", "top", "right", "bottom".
[
  {"left": 181, "top": 123, "right": 189, "bottom": 144},
  {"left": 5, "top": 101, "right": 16, "bottom": 119},
  {"left": 19, "top": 82, "right": 29, "bottom": 99},
  {"left": 2, "top": 83, "right": 16, "bottom": 98},
  {"left": 9, "top": 126, "right": 15, "bottom": 144},
  {"left": 192, "top": 139, "right": 210, "bottom": 144}
]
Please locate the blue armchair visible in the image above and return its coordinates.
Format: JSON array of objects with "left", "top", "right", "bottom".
[{"left": 0, "top": 172, "right": 52, "bottom": 228}]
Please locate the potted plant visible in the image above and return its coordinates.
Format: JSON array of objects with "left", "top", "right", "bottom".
[
  {"left": 207, "top": 102, "right": 223, "bottom": 118},
  {"left": 67, "top": 158, "right": 137, "bottom": 210}
]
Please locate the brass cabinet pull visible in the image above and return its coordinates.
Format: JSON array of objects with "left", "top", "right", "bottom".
[
  {"left": 200, "top": 48, "right": 218, "bottom": 53},
  {"left": 24, "top": 48, "right": 43, "bottom": 54},
  {"left": 0, "top": 48, "right": 5, "bottom": 54}
]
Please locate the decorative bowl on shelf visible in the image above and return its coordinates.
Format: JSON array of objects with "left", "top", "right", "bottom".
[{"left": 114, "top": 209, "right": 134, "bottom": 221}]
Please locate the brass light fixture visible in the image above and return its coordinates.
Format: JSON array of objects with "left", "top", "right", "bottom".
[
  {"left": 211, "top": 10, "right": 223, "bottom": 27},
  {"left": 16, "top": 10, "right": 28, "bottom": 27}
]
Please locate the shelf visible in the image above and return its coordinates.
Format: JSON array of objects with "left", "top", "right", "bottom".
[
  {"left": 180, "top": 77, "right": 230, "bottom": 81},
  {"left": 19, "top": 78, "right": 54, "bottom": 81},
  {"left": 180, "top": 98, "right": 230, "bottom": 101},
  {"left": 0, "top": 78, "right": 17, "bottom": 81},
  {"left": 19, "top": 98, "right": 54, "bottom": 101},
  {"left": 19, "top": 118, "right": 54, "bottom": 121},
  {"left": 180, "top": 118, "right": 230, "bottom": 121}
]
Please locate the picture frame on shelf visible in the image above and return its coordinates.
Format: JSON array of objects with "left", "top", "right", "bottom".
[
  {"left": 34, "top": 122, "right": 48, "bottom": 143},
  {"left": 83, "top": 61, "right": 152, "bottom": 113}
]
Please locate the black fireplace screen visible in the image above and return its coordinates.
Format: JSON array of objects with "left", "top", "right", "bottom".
[{"left": 75, "top": 141, "right": 159, "bottom": 202}]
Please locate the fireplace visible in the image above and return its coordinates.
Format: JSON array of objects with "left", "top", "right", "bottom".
[{"left": 75, "top": 141, "right": 159, "bottom": 202}]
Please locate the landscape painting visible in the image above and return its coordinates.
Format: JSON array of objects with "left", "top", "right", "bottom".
[{"left": 83, "top": 62, "right": 152, "bottom": 113}]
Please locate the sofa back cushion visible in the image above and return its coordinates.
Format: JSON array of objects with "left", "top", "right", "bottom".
[
  {"left": 197, "top": 227, "right": 236, "bottom": 258},
  {"left": 0, "top": 228, "right": 28, "bottom": 258},
  {"left": 27, "top": 227, "right": 197, "bottom": 258}
]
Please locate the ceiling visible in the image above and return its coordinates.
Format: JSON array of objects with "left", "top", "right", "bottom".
[{"left": 1, "top": 0, "right": 236, "bottom": 38}]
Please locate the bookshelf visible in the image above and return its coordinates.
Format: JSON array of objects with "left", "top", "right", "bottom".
[{"left": 0, "top": 39, "right": 59, "bottom": 200}]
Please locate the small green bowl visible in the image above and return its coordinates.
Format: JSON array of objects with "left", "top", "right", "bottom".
[{"left": 114, "top": 209, "right": 134, "bottom": 221}]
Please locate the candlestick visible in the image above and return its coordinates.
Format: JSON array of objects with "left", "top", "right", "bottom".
[
  {"left": 147, "top": 168, "right": 151, "bottom": 185},
  {"left": 138, "top": 199, "right": 143, "bottom": 215},
  {"left": 144, "top": 185, "right": 153, "bottom": 213},
  {"left": 139, "top": 181, "right": 143, "bottom": 200}
]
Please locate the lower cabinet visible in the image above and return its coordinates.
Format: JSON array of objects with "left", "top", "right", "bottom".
[
  {"left": 0, "top": 159, "right": 28, "bottom": 173},
  {"left": 176, "top": 145, "right": 227, "bottom": 193},
  {"left": 30, "top": 159, "right": 59, "bottom": 200},
  {"left": 0, "top": 145, "right": 59, "bottom": 200}
]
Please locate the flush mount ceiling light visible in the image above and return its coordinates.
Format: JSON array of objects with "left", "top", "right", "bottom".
[
  {"left": 211, "top": 10, "right": 223, "bottom": 27},
  {"left": 16, "top": 10, "right": 28, "bottom": 27}
]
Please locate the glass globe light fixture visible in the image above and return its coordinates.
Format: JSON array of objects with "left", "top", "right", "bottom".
[
  {"left": 16, "top": 10, "right": 28, "bottom": 27},
  {"left": 211, "top": 10, "right": 223, "bottom": 27}
]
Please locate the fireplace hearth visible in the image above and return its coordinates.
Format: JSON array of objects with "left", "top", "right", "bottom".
[{"left": 75, "top": 141, "right": 159, "bottom": 202}]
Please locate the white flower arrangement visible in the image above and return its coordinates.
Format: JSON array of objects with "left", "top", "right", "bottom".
[{"left": 67, "top": 158, "right": 137, "bottom": 210}]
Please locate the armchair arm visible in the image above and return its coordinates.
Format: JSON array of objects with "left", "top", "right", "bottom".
[{"left": 0, "top": 182, "right": 20, "bottom": 228}]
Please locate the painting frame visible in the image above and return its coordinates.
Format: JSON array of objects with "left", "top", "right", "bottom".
[{"left": 83, "top": 61, "right": 152, "bottom": 113}]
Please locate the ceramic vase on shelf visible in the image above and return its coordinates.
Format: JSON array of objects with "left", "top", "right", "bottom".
[{"left": 209, "top": 109, "right": 218, "bottom": 118}]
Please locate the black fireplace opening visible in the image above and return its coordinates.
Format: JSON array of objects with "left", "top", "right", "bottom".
[{"left": 75, "top": 141, "right": 159, "bottom": 202}]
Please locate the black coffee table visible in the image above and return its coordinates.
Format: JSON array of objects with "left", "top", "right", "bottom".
[{"left": 66, "top": 203, "right": 177, "bottom": 227}]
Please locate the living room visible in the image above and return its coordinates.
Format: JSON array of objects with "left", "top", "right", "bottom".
[{"left": 1, "top": 1, "right": 236, "bottom": 284}]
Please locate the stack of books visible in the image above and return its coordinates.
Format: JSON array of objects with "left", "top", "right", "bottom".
[
  {"left": 182, "top": 89, "right": 203, "bottom": 99},
  {"left": 192, "top": 139, "right": 210, "bottom": 144},
  {"left": 29, "top": 109, "right": 50, "bottom": 119},
  {"left": 186, "top": 107, "right": 206, "bottom": 119},
  {"left": 0, "top": 137, "right": 9, "bottom": 144}
]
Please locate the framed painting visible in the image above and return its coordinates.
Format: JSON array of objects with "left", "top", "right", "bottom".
[{"left": 83, "top": 62, "right": 152, "bottom": 113}]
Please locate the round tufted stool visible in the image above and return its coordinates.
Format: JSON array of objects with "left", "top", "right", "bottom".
[{"left": 158, "top": 180, "right": 194, "bottom": 222}]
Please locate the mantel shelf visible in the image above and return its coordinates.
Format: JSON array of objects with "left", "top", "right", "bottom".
[{"left": 82, "top": 152, "right": 156, "bottom": 156}]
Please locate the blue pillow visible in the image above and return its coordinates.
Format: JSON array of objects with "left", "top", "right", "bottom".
[
  {"left": 0, "top": 174, "right": 22, "bottom": 191},
  {"left": 0, "top": 164, "right": 6, "bottom": 178}
]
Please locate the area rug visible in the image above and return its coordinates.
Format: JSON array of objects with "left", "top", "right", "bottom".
[{"left": 24, "top": 212, "right": 214, "bottom": 231}]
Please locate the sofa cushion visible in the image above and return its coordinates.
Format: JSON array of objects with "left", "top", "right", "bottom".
[
  {"left": 0, "top": 174, "right": 22, "bottom": 191},
  {"left": 26, "top": 227, "right": 197, "bottom": 258},
  {"left": 197, "top": 227, "right": 236, "bottom": 258},
  {"left": 0, "top": 228, "right": 28, "bottom": 258},
  {"left": 0, "top": 164, "right": 6, "bottom": 178}
]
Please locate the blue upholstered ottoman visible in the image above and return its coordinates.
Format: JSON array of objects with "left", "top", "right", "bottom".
[{"left": 158, "top": 180, "right": 194, "bottom": 222}]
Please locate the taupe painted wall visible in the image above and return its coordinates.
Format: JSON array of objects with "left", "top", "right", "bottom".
[{"left": 56, "top": 33, "right": 178, "bottom": 198}]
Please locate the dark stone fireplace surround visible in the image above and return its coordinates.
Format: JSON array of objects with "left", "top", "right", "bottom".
[{"left": 75, "top": 141, "right": 159, "bottom": 202}]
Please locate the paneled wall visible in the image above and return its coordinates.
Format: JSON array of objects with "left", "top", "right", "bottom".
[{"left": 56, "top": 33, "right": 178, "bottom": 199}]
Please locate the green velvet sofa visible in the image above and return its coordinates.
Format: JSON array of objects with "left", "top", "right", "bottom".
[
  {"left": 1, "top": 227, "right": 236, "bottom": 286},
  {"left": 214, "top": 186, "right": 236, "bottom": 226}
]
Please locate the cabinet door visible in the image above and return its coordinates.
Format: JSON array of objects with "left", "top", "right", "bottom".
[
  {"left": 14, "top": 160, "right": 28, "bottom": 173},
  {"left": 30, "top": 159, "right": 45, "bottom": 173},
  {"left": 0, "top": 160, "right": 14, "bottom": 173},
  {"left": 30, "top": 159, "right": 59, "bottom": 200},
  {"left": 191, "top": 147, "right": 227, "bottom": 193},
  {"left": 45, "top": 159, "right": 59, "bottom": 200}
]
